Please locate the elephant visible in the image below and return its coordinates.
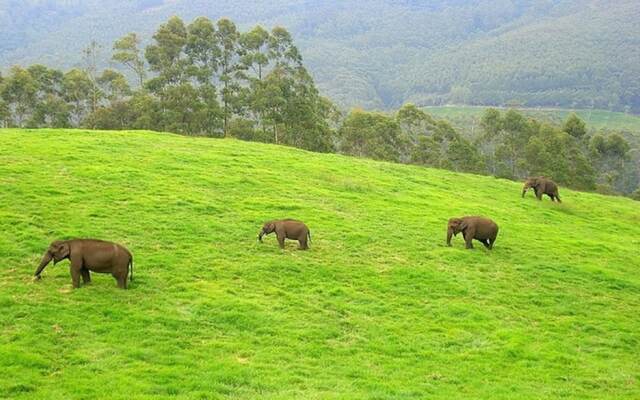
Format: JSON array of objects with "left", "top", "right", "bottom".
[
  {"left": 447, "top": 216, "right": 499, "bottom": 250},
  {"left": 34, "top": 239, "right": 133, "bottom": 289},
  {"left": 258, "top": 219, "right": 311, "bottom": 250},
  {"left": 522, "top": 176, "right": 561, "bottom": 202}
]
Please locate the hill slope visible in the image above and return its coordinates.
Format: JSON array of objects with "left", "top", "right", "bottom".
[
  {"left": 1, "top": 1, "right": 639, "bottom": 111},
  {"left": 1, "top": 129, "right": 639, "bottom": 399}
]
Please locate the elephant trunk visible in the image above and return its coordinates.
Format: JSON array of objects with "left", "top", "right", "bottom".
[
  {"left": 34, "top": 252, "right": 52, "bottom": 277},
  {"left": 522, "top": 187, "right": 527, "bottom": 197},
  {"left": 446, "top": 227, "right": 453, "bottom": 246},
  {"left": 258, "top": 231, "right": 264, "bottom": 242}
]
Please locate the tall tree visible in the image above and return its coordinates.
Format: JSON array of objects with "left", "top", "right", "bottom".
[
  {"left": 239, "top": 26, "right": 271, "bottom": 82},
  {"left": 82, "top": 40, "right": 103, "bottom": 114},
  {"left": 145, "top": 16, "right": 189, "bottom": 88},
  {"left": 185, "top": 17, "right": 223, "bottom": 136},
  {"left": 145, "top": 16, "right": 196, "bottom": 134},
  {"left": 216, "top": 18, "right": 241, "bottom": 136},
  {"left": 112, "top": 33, "right": 147, "bottom": 88},
  {"left": 268, "top": 26, "right": 302, "bottom": 68}
]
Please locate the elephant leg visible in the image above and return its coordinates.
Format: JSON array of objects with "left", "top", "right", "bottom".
[
  {"left": 488, "top": 238, "right": 495, "bottom": 250},
  {"left": 81, "top": 268, "right": 91, "bottom": 284},
  {"left": 481, "top": 239, "right": 491, "bottom": 249},
  {"left": 556, "top": 194, "right": 561, "bottom": 203},
  {"left": 70, "top": 267, "right": 82, "bottom": 288},
  {"left": 298, "top": 237, "right": 308, "bottom": 250},
  {"left": 277, "top": 234, "right": 285, "bottom": 249},
  {"left": 464, "top": 231, "right": 474, "bottom": 249},
  {"left": 114, "top": 272, "right": 127, "bottom": 289},
  {"left": 68, "top": 257, "right": 83, "bottom": 288}
]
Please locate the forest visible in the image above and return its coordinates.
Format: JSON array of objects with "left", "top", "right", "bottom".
[
  {"left": 0, "top": 16, "right": 638, "bottom": 199},
  {"left": 1, "top": 0, "right": 639, "bottom": 112}
]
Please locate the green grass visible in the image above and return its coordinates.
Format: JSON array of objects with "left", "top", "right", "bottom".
[
  {"left": 1, "top": 129, "right": 639, "bottom": 399},
  {"left": 423, "top": 106, "right": 640, "bottom": 141}
]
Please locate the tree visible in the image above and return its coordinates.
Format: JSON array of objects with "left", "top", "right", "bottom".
[
  {"left": 216, "top": 18, "right": 241, "bottom": 136},
  {"left": 238, "top": 25, "right": 271, "bottom": 131},
  {"left": 63, "top": 69, "right": 94, "bottom": 126},
  {"left": 25, "top": 65, "right": 69, "bottom": 128},
  {"left": 239, "top": 25, "right": 271, "bottom": 82},
  {"left": 445, "top": 136, "right": 485, "bottom": 173},
  {"left": 268, "top": 26, "right": 302, "bottom": 68},
  {"left": 0, "top": 72, "right": 8, "bottom": 127},
  {"left": 480, "top": 108, "right": 534, "bottom": 178},
  {"left": 82, "top": 40, "right": 103, "bottom": 114},
  {"left": 112, "top": 33, "right": 147, "bottom": 88},
  {"left": 397, "top": 104, "right": 482, "bottom": 172},
  {"left": 97, "top": 69, "right": 131, "bottom": 104},
  {"left": 563, "top": 113, "right": 586, "bottom": 139},
  {"left": 185, "top": 17, "right": 219, "bottom": 82},
  {"left": 1, "top": 66, "right": 37, "bottom": 127},
  {"left": 590, "top": 133, "right": 631, "bottom": 193},
  {"left": 252, "top": 64, "right": 334, "bottom": 151},
  {"left": 145, "top": 16, "right": 203, "bottom": 134},
  {"left": 145, "top": 16, "right": 189, "bottom": 88},
  {"left": 185, "top": 17, "right": 223, "bottom": 136},
  {"left": 339, "top": 110, "right": 406, "bottom": 162}
]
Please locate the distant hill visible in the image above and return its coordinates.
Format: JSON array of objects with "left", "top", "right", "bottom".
[
  {"left": 1, "top": 129, "right": 639, "bottom": 398},
  {"left": 1, "top": 0, "right": 639, "bottom": 111}
]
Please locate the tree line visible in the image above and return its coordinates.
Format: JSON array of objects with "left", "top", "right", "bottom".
[
  {"left": 0, "top": 16, "right": 335, "bottom": 152},
  {"left": 338, "top": 105, "right": 638, "bottom": 198},
  {"left": 0, "top": 16, "right": 638, "bottom": 200}
]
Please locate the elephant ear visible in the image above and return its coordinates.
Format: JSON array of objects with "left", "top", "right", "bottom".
[
  {"left": 459, "top": 220, "right": 469, "bottom": 231},
  {"left": 55, "top": 242, "right": 70, "bottom": 259}
]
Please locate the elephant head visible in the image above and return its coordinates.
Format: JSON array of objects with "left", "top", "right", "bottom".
[
  {"left": 258, "top": 222, "right": 276, "bottom": 242},
  {"left": 34, "top": 240, "right": 70, "bottom": 278},
  {"left": 446, "top": 218, "right": 468, "bottom": 246},
  {"left": 447, "top": 218, "right": 468, "bottom": 237},
  {"left": 522, "top": 177, "right": 541, "bottom": 197}
]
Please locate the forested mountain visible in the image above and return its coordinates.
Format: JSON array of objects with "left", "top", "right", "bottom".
[{"left": 1, "top": 0, "right": 639, "bottom": 112}]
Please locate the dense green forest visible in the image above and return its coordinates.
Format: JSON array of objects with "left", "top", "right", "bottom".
[
  {"left": 1, "top": 16, "right": 638, "bottom": 198},
  {"left": 1, "top": 0, "right": 639, "bottom": 112}
]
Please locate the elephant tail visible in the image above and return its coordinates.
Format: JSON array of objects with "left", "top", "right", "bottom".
[
  {"left": 307, "top": 230, "right": 311, "bottom": 244},
  {"left": 129, "top": 257, "right": 134, "bottom": 282}
]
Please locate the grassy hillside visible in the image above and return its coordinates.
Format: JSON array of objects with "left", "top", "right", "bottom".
[
  {"left": 1, "top": 129, "right": 639, "bottom": 399},
  {"left": 1, "top": 1, "right": 639, "bottom": 111}
]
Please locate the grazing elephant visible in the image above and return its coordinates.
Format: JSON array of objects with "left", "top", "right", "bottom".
[
  {"left": 34, "top": 239, "right": 133, "bottom": 289},
  {"left": 447, "top": 216, "right": 499, "bottom": 250},
  {"left": 522, "top": 176, "right": 561, "bottom": 202},
  {"left": 258, "top": 219, "right": 311, "bottom": 250}
]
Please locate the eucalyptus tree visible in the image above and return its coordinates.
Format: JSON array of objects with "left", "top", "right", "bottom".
[
  {"left": 112, "top": 33, "right": 147, "bottom": 88},
  {"left": 1, "top": 66, "right": 37, "bottom": 127}
]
